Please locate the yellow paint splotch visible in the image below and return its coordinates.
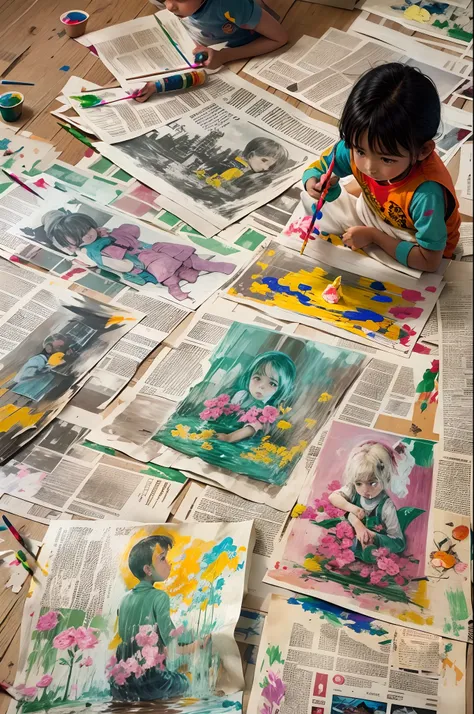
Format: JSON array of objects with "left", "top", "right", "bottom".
[
  {"left": 0, "top": 405, "right": 44, "bottom": 433},
  {"left": 106, "top": 315, "right": 136, "bottom": 328}
]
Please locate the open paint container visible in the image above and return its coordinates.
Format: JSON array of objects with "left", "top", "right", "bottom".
[
  {"left": 0, "top": 92, "right": 24, "bottom": 122},
  {"left": 60, "top": 10, "right": 90, "bottom": 37}
]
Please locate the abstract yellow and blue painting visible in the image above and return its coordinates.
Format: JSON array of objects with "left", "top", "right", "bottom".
[{"left": 226, "top": 241, "right": 443, "bottom": 356}]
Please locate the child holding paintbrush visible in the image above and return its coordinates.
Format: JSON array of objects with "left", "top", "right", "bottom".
[
  {"left": 302, "top": 63, "right": 460, "bottom": 273},
  {"left": 137, "top": 0, "right": 287, "bottom": 101}
]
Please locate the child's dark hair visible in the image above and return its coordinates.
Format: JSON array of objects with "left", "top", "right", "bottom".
[
  {"left": 339, "top": 63, "right": 441, "bottom": 160},
  {"left": 243, "top": 137, "right": 288, "bottom": 171},
  {"left": 128, "top": 535, "right": 173, "bottom": 579},
  {"left": 43, "top": 211, "right": 99, "bottom": 251}
]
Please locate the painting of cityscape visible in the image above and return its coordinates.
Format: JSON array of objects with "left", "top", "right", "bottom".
[{"left": 115, "top": 103, "right": 309, "bottom": 225}]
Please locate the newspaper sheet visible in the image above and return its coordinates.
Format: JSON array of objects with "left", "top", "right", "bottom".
[
  {"left": 97, "top": 70, "right": 338, "bottom": 236},
  {"left": 458, "top": 221, "right": 474, "bottom": 258},
  {"left": 174, "top": 481, "right": 292, "bottom": 610},
  {"left": 333, "top": 349, "right": 442, "bottom": 440},
  {"left": 75, "top": 11, "right": 196, "bottom": 81},
  {"left": 67, "top": 70, "right": 229, "bottom": 144},
  {"left": 0, "top": 419, "right": 187, "bottom": 525},
  {"left": 224, "top": 240, "right": 445, "bottom": 357},
  {"left": 356, "top": 0, "right": 473, "bottom": 46},
  {"left": 249, "top": 595, "right": 467, "bottom": 714},
  {"left": 9, "top": 188, "right": 251, "bottom": 309},
  {"left": 8, "top": 519, "right": 252, "bottom": 713},
  {"left": 147, "top": 310, "right": 367, "bottom": 510},
  {"left": 456, "top": 143, "right": 473, "bottom": 200},
  {"left": 0, "top": 258, "right": 49, "bottom": 324},
  {"left": 349, "top": 14, "right": 472, "bottom": 70},
  {"left": 0, "top": 280, "right": 142, "bottom": 463},
  {"left": 243, "top": 28, "right": 466, "bottom": 119},
  {"left": 437, "top": 265, "right": 473, "bottom": 457}
]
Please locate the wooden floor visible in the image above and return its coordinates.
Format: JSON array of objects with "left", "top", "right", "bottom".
[{"left": 0, "top": 0, "right": 471, "bottom": 711}]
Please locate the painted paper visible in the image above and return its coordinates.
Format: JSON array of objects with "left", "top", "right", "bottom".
[
  {"left": 11, "top": 192, "right": 249, "bottom": 308},
  {"left": 265, "top": 421, "right": 472, "bottom": 640},
  {"left": 226, "top": 241, "right": 444, "bottom": 356},
  {"left": 0, "top": 285, "right": 141, "bottom": 464},
  {"left": 249, "top": 595, "right": 467, "bottom": 714},
  {"left": 154, "top": 321, "right": 366, "bottom": 486},
  {"left": 98, "top": 102, "right": 310, "bottom": 236},
  {"left": 358, "top": 0, "right": 473, "bottom": 44},
  {"left": 11, "top": 519, "right": 252, "bottom": 712}
]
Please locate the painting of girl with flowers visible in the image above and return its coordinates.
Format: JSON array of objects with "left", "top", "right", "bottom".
[
  {"left": 266, "top": 421, "right": 472, "bottom": 638},
  {"left": 154, "top": 322, "right": 366, "bottom": 485}
]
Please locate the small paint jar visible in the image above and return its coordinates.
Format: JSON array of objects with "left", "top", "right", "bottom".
[
  {"left": 0, "top": 92, "right": 24, "bottom": 122},
  {"left": 60, "top": 10, "right": 89, "bottom": 38}
]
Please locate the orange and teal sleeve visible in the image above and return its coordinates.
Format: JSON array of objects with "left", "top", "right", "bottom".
[{"left": 302, "top": 141, "right": 353, "bottom": 202}]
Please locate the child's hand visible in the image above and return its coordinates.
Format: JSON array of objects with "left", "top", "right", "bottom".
[
  {"left": 342, "top": 226, "right": 375, "bottom": 250},
  {"left": 305, "top": 174, "right": 339, "bottom": 201},
  {"left": 215, "top": 432, "right": 231, "bottom": 442},
  {"left": 134, "top": 82, "right": 157, "bottom": 103},
  {"left": 354, "top": 523, "right": 375, "bottom": 547},
  {"left": 193, "top": 44, "right": 223, "bottom": 69},
  {"left": 351, "top": 506, "right": 366, "bottom": 521}
]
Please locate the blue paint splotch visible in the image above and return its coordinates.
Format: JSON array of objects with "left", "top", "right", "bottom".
[
  {"left": 59, "top": 65, "right": 70, "bottom": 72},
  {"left": 371, "top": 294, "right": 392, "bottom": 303},
  {"left": 298, "top": 284, "right": 312, "bottom": 291},
  {"left": 287, "top": 596, "right": 389, "bottom": 636},
  {"left": 262, "top": 276, "right": 313, "bottom": 306},
  {"left": 0, "top": 138, "right": 11, "bottom": 151},
  {"left": 370, "top": 281, "right": 386, "bottom": 291},
  {"left": 342, "top": 308, "right": 384, "bottom": 322}
]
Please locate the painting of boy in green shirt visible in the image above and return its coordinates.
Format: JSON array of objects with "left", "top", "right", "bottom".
[{"left": 108, "top": 535, "right": 209, "bottom": 702}]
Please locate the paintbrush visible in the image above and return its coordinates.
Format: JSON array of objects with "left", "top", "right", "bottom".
[
  {"left": 2, "top": 515, "right": 39, "bottom": 562},
  {"left": 0, "top": 80, "right": 35, "bottom": 86},
  {"left": 300, "top": 153, "right": 336, "bottom": 256},
  {"left": 154, "top": 15, "right": 192, "bottom": 68},
  {"left": 1, "top": 170, "right": 44, "bottom": 200},
  {"left": 0, "top": 681, "right": 19, "bottom": 701}
]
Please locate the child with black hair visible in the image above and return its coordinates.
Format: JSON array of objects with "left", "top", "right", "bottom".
[
  {"left": 109, "top": 535, "right": 208, "bottom": 701},
  {"left": 302, "top": 63, "right": 460, "bottom": 272}
]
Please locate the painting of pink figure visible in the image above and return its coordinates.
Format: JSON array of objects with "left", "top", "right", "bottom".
[
  {"left": 265, "top": 421, "right": 446, "bottom": 632},
  {"left": 15, "top": 194, "right": 248, "bottom": 308}
]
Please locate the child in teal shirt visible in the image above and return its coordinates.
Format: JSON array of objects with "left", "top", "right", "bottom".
[{"left": 137, "top": 0, "right": 287, "bottom": 100}]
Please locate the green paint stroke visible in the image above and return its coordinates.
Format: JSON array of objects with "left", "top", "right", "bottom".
[
  {"left": 266, "top": 645, "right": 284, "bottom": 666},
  {"left": 448, "top": 26, "right": 472, "bottom": 42},
  {"left": 71, "top": 93, "right": 103, "bottom": 108},
  {"left": 140, "top": 463, "right": 187, "bottom": 483},
  {"left": 446, "top": 588, "right": 469, "bottom": 636},
  {"left": 404, "top": 438, "right": 435, "bottom": 468}
]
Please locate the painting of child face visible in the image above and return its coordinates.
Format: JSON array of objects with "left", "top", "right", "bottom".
[
  {"left": 80, "top": 227, "right": 99, "bottom": 245},
  {"left": 247, "top": 154, "right": 277, "bottom": 173},
  {"left": 249, "top": 364, "right": 279, "bottom": 403},
  {"left": 148, "top": 545, "right": 171, "bottom": 582},
  {"left": 354, "top": 475, "right": 383, "bottom": 500}
]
